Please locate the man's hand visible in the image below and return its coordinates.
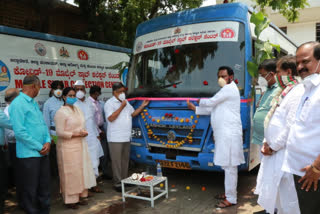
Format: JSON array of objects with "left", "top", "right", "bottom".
[
  {"left": 299, "top": 165, "right": 320, "bottom": 191},
  {"left": 141, "top": 100, "right": 150, "bottom": 108},
  {"left": 40, "top": 142, "right": 51, "bottom": 155},
  {"left": 187, "top": 99, "right": 196, "bottom": 111},
  {"left": 121, "top": 100, "right": 127, "bottom": 108},
  {"left": 261, "top": 142, "right": 273, "bottom": 156}
]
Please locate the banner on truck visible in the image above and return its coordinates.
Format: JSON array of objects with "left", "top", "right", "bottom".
[
  {"left": 134, "top": 21, "right": 239, "bottom": 54},
  {"left": 0, "top": 34, "right": 130, "bottom": 108}
]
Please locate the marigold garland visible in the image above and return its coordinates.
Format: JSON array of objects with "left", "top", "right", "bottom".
[{"left": 140, "top": 109, "right": 200, "bottom": 148}]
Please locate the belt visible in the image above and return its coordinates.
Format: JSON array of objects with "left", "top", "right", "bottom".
[{"left": 50, "top": 126, "right": 56, "bottom": 131}]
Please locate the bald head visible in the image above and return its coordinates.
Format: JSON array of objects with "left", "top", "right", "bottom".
[{"left": 5, "top": 88, "right": 20, "bottom": 104}]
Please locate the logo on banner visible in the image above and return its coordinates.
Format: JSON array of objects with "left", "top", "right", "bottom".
[
  {"left": 136, "top": 42, "right": 143, "bottom": 53},
  {"left": 220, "top": 28, "right": 235, "bottom": 39},
  {"left": 0, "top": 61, "right": 11, "bottom": 91},
  {"left": 174, "top": 27, "right": 181, "bottom": 34},
  {"left": 34, "top": 43, "right": 47, "bottom": 56},
  {"left": 59, "top": 47, "right": 70, "bottom": 58},
  {"left": 77, "top": 49, "right": 89, "bottom": 60}
]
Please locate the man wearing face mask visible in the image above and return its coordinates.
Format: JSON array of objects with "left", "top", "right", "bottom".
[
  {"left": 9, "top": 75, "right": 51, "bottom": 214},
  {"left": 43, "top": 80, "right": 64, "bottom": 178},
  {"left": 255, "top": 56, "right": 302, "bottom": 214},
  {"left": 187, "top": 66, "right": 244, "bottom": 208},
  {"left": 252, "top": 59, "right": 280, "bottom": 149},
  {"left": 104, "top": 83, "right": 149, "bottom": 192},
  {"left": 281, "top": 42, "right": 320, "bottom": 214},
  {"left": 74, "top": 80, "right": 104, "bottom": 193},
  {"left": 88, "top": 85, "right": 112, "bottom": 180}
]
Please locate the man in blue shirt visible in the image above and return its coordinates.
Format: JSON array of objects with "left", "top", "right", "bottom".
[
  {"left": 0, "top": 110, "right": 12, "bottom": 214},
  {"left": 9, "top": 75, "right": 51, "bottom": 214},
  {"left": 43, "top": 80, "right": 64, "bottom": 178}
]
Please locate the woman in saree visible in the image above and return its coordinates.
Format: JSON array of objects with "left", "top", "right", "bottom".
[{"left": 54, "top": 87, "right": 96, "bottom": 209}]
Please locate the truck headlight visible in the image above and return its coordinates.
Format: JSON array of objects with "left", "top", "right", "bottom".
[{"left": 131, "top": 128, "right": 142, "bottom": 138}]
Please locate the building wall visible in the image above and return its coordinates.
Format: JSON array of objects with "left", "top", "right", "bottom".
[
  {"left": 286, "top": 22, "right": 317, "bottom": 46},
  {"left": 0, "top": 0, "right": 88, "bottom": 40},
  {"left": 216, "top": 0, "right": 320, "bottom": 46}
]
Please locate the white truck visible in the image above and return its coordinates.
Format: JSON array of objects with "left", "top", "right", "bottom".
[{"left": 0, "top": 25, "right": 131, "bottom": 108}]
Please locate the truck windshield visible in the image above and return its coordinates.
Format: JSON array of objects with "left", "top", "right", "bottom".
[{"left": 127, "top": 23, "right": 245, "bottom": 98}]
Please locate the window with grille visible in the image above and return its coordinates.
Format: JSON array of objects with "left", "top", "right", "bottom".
[
  {"left": 279, "top": 27, "right": 287, "bottom": 34},
  {"left": 317, "top": 23, "right": 320, "bottom": 42}
]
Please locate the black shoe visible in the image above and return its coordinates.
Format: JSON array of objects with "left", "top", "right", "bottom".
[{"left": 113, "top": 186, "right": 122, "bottom": 192}]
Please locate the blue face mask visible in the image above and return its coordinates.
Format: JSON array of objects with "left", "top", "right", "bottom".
[{"left": 66, "top": 97, "right": 77, "bottom": 105}]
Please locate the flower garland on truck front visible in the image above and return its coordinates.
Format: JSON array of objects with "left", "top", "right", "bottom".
[{"left": 140, "top": 109, "right": 199, "bottom": 148}]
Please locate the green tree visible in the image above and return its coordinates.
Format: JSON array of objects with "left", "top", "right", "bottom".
[
  {"left": 74, "top": 0, "right": 203, "bottom": 48},
  {"left": 254, "top": 0, "right": 309, "bottom": 22}
]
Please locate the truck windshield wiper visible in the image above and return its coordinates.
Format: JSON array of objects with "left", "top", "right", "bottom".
[{"left": 160, "top": 81, "right": 182, "bottom": 89}]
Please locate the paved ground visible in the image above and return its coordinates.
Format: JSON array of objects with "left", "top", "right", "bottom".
[{"left": 5, "top": 166, "right": 265, "bottom": 214}]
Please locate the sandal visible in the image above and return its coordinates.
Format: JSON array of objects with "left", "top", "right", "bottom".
[
  {"left": 214, "top": 193, "right": 226, "bottom": 200},
  {"left": 66, "top": 203, "right": 79, "bottom": 209},
  {"left": 78, "top": 199, "right": 88, "bottom": 206},
  {"left": 216, "top": 199, "right": 236, "bottom": 208},
  {"left": 90, "top": 186, "right": 104, "bottom": 193}
]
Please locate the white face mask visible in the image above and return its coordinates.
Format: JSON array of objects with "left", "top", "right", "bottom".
[
  {"left": 118, "top": 93, "right": 126, "bottom": 101},
  {"left": 54, "top": 89, "right": 62, "bottom": 98},
  {"left": 76, "top": 90, "right": 85, "bottom": 99},
  {"left": 258, "top": 76, "right": 268, "bottom": 88},
  {"left": 218, "top": 78, "right": 227, "bottom": 88}
]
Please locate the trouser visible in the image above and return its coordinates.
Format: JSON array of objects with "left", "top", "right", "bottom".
[
  {"left": 100, "top": 133, "right": 112, "bottom": 177},
  {"left": 0, "top": 147, "right": 8, "bottom": 214},
  {"left": 8, "top": 143, "right": 17, "bottom": 187},
  {"left": 49, "top": 135, "right": 59, "bottom": 179},
  {"left": 294, "top": 174, "right": 320, "bottom": 214},
  {"left": 17, "top": 156, "right": 51, "bottom": 214},
  {"left": 222, "top": 166, "right": 238, "bottom": 204},
  {"left": 108, "top": 142, "right": 130, "bottom": 187},
  {"left": 64, "top": 189, "right": 88, "bottom": 204}
]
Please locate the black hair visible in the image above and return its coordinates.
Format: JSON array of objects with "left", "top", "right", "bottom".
[
  {"left": 112, "top": 82, "right": 125, "bottom": 92},
  {"left": 23, "top": 75, "right": 40, "bottom": 85},
  {"left": 218, "top": 66, "right": 234, "bottom": 76},
  {"left": 89, "top": 85, "right": 101, "bottom": 95},
  {"left": 258, "top": 58, "right": 277, "bottom": 73},
  {"left": 62, "top": 87, "right": 76, "bottom": 105},
  {"left": 314, "top": 44, "right": 320, "bottom": 60},
  {"left": 277, "top": 55, "right": 298, "bottom": 76},
  {"left": 51, "top": 80, "right": 64, "bottom": 90}
]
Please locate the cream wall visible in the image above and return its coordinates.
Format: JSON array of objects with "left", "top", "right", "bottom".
[
  {"left": 215, "top": 0, "right": 320, "bottom": 46},
  {"left": 286, "top": 22, "right": 317, "bottom": 46}
]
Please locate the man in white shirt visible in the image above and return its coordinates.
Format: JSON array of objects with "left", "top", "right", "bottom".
[
  {"left": 104, "top": 83, "right": 149, "bottom": 192},
  {"left": 74, "top": 80, "right": 104, "bottom": 193},
  {"left": 187, "top": 66, "right": 244, "bottom": 208},
  {"left": 282, "top": 41, "right": 320, "bottom": 214},
  {"left": 255, "top": 56, "right": 302, "bottom": 214},
  {"left": 88, "top": 85, "right": 112, "bottom": 179}
]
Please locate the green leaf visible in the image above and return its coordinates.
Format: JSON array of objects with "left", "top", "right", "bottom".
[
  {"left": 250, "top": 12, "right": 270, "bottom": 38},
  {"left": 247, "top": 61, "right": 259, "bottom": 78},
  {"left": 271, "top": 43, "right": 281, "bottom": 53}
]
